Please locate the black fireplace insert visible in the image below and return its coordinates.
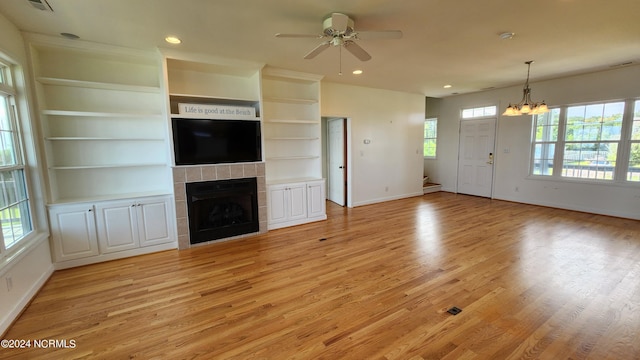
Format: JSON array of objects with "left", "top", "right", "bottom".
[{"left": 186, "top": 178, "right": 259, "bottom": 244}]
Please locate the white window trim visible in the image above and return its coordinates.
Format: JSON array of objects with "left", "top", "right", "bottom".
[
  {"left": 424, "top": 118, "right": 437, "bottom": 159},
  {"left": 529, "top": 98, "right": 639, "bottom": 186},
  {"left": 0, "top": 57, "right": 37, "bottom": 260}
]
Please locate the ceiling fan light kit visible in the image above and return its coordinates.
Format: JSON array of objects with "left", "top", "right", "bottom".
[
  {"left": 276, "top": 12, "right": 402, "bottom": 64},
  {"left": 503, "top": 61, "right": 549, "bottom": 117}
]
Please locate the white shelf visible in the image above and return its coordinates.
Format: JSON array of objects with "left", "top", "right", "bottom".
[
  {"left": 37, "top": 77, "right": 161, "bottom": 93},
  {"left": 45, "top": 137, "right": 164, "bottom": 141},
  {"left": 49, "top": 190, "right": 173, "bottom": 205},
  {"left": 263, "top": 96, "right": 317, "bottom": 105},
  {"left": 264, "top": 119, "right": 319, "bottom": 124},
  {"left": 169, "top": 93, "right": 259, "bottom": 103},
  {"left": 50, "top": 163, "right": 167, "bottom": 170},
  {"left": 169, "top": 113, "right": 260, "bottom": 121},
  {"left": 266, "top": 156, "right": 320, "bottom": 161},
  {"left": 265, "top": 137, "right": 319, "bottom": 140},
  {"left": 42, "top": 110, "right": 162, "bottom": 118},
  {"left": 266, "top": 177, "right": 324, "bottom": 185}
]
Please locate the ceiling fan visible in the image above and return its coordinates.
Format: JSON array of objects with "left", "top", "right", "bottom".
[{"left": 275, "top": 12, "right": 402, "bottom": 62}]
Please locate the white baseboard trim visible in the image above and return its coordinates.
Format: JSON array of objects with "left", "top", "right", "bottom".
[
  {"left": 0, "top": 263, "right": 53, "bottom": 336},
  {"left": 353, "top": 191, "right": 424, "bottom": 207}
]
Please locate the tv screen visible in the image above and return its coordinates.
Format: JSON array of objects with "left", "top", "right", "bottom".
[{"left": 172, "top": 118, "right": 262, "bottom": 165}]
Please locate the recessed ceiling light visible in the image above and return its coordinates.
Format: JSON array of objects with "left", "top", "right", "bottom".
[
  {"left": 165, "top": 36, "right": 182, "bottom": 44},
  {"left": 443, "top": 84, "right": 452, "bottom": 89},
  {"left": 352, "top": 69, "right": 363, "bottom": 75}
]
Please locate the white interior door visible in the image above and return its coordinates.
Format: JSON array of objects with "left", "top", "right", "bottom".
[
  {"left": 327, "top": 118, "right": 346, "bottom": 206},
  {"left": 457, "top": 118, "right": 496, "bottom": 197}
]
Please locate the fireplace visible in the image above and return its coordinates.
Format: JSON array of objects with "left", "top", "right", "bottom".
[{"left": 186, "top": 178, "right": 259, "bottom": 244}]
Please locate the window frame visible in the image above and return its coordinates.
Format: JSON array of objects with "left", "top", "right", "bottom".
[
  {"left": 423, "top": 117, "right": 437, "bottom": 159},
  {"left": 0, "top": 58, "right": 35, "bottom": 255},
  {"left": 461, "top": 105, "right": 497, "bottom": 119},
  {"left": 529, "top": 98, "right": 639, "bottom": 185}
]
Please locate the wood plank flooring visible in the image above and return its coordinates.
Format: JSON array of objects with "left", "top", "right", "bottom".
[{"left": 2, "top": 192, "right": 640, "bottom": 359}]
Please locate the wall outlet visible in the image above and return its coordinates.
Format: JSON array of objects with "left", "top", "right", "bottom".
[
  {"left": 6, "top": 276, "right": 13, "bottom": 292},
  {"left": 385, "top": 186, "right": 389, "bottom": 192},
  {"left": 515, "top": 186, "right": 519, "bottom": 192}
]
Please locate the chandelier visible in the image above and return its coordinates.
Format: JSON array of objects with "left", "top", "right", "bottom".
[{"left": 502, "top": 61, "right": 549, "bottom": 116}]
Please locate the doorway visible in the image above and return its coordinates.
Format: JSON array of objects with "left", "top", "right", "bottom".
[
  {"left": 457, "top": 118, "right": 496, "bottom": 198},
  {"left": 324, "top": 117, "right": 349, "bottom": 206}
]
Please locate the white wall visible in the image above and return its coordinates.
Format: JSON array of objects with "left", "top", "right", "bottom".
[
  {"left": 0, "top": 12, "right": 53, "bottom": 335},
  {"left": 427, "top": 64, "right": 640, "bottom": 219},
  {"left": 321, "top": 82, "right": 425, "bottom": 207}
]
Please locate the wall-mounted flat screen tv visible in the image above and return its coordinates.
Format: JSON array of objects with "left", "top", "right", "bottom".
[{"left": 172, "top": 118, "right": 262, "bottom": 165}]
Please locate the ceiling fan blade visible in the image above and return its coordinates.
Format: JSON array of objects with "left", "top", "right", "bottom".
[
  {"left": 276, "top": 33, "right": 323, "bottom": 39},
  {"left": 331, "top": 13, "right": 349, "bottom": 33},
  {"left": 304, "top": 41, "right": 330, "bottom": 59},
  {"left": 343, "top": 41, "right": 372, "bottom": 61},
  {"left": 355, "top": 30, "right": 403, "bottom": 40}
]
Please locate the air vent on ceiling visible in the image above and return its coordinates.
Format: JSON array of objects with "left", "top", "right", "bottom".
[{"left": 27, "top": 0, "right": 53, "bottom": 11}]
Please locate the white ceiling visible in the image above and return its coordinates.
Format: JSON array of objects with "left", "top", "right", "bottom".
[{"left": 0, "top": 0, "right": 638, "bottom": 97}]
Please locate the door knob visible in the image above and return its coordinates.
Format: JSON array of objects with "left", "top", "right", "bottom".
[{"left": 338, "top": 166, "right": 344, "bottom": 169}]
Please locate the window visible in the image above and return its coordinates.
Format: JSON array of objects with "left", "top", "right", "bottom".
[
  {"left": 424, "top": 118, "right": 437, "bottom": 158},
  {"left": 532, "top": 108, "right": 560, "bottom": 176},
  {"left": 462, "top": 105, "right": 497, "bottom": 119},
  {"left": 531, "top": 99, "right": 639, "bottom": 184},
  {"left": 0, "top": 61, "right": 32, "bottom": 250}
]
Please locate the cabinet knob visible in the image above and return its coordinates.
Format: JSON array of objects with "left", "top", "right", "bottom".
[{"left": 88, "top": 209, "right": 92, "bottom": 212}]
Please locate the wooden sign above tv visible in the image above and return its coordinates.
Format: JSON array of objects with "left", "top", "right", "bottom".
[{"left": 178, "top": 103, "right": 257, "bottom": 120}]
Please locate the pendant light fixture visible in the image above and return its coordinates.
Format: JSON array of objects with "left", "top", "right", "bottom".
[{"left": 502, "top": 61, "right": 549, "bottom": 116}]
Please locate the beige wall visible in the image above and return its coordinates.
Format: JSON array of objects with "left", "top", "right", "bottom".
[
  {"left": 321, "top": 82, "right": 425, "bottom": 206},
  {"left": 429, "top": 64, "right": 640, "bottom": 219}
]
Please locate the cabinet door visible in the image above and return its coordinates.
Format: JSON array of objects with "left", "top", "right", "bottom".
[
  {"left": 137, "top": 196, "right": 174, "bottom": 247},
  {"left": 267, "top": 185, "right": 288, "bottom": 224},
  {"left": 307, "top": 180, "right": 326, "bottom": 218},
  {"left": 95, "top": 200, "right": 139, "bottom": 254},
  {"left": 49, "top": 204, "right": 99, "bottom": 262},
  {"left": 287, "top": 183, "right": 307, "bottom": 221}
]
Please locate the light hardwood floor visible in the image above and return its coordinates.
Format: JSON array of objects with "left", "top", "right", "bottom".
[{"left": 2, "top": 192, "right": 640, "bottom": 359}]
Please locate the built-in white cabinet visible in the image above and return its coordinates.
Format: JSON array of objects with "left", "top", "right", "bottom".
[
  {"left": 48, "top": 195, "right": 176, "bottom": 269},
  {"left": 95, "top": 197, "right": 174, "bottom": 254},
  {"left": 267, "top": 179, "right": 327, "bottom": 230},
  {"left": 267, "top": 183, "right": 307, "bottom": 226},
  {"left": 48, "top": 203, "right": 99, "bottom": 262},
  {"left": 307, "top": 180, "right": 327, "bottom": 219},
  {"left": 26, "top": 34, "right": 173, "bottom": 204},
  {"left": 262, "top": 67, "right": 327, "bottom": 229},
  {"left": 94, "top": 200, "right": 140, "bottom": 254}
]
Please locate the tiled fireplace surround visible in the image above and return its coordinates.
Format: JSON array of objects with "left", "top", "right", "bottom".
[{"left": 172, "top": 162, "right": 267, "bottom": 250}]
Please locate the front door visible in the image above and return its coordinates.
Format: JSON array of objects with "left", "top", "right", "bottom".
[{"left": 457, "top": 118, "right": 496, "bottom": 197}]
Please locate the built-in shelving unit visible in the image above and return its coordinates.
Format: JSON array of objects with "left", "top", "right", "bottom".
[
  {"left": 164, "top": 56, "right": 261, "bottom": 123},
  {"left": 261, "top": 67, "right": 323, "bottom": 183},
  {"left": 261, "top": 67, "right": 326, "bottom": 230},
  {"left": 27, "top": 34, "right": 172, "bottom": 204}
]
